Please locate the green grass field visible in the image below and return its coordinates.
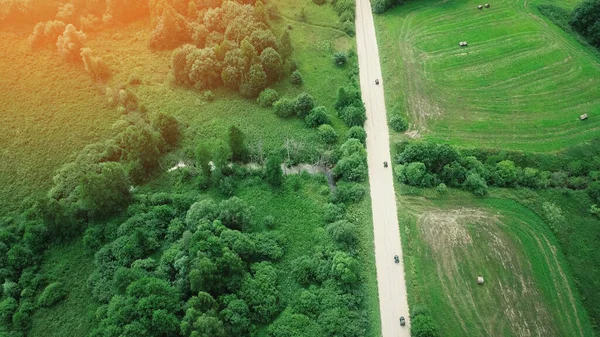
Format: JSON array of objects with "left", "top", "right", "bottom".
[
  {"left": 375, "top": 0, "right": 600, "bottom": 152},
  {"left": 398, "top": 188, "right": 594, "bottom": 336}
]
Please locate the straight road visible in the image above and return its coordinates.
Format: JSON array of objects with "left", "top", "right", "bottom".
[{"left": 354, "top": 1, "right": 412, "bottom": 336}]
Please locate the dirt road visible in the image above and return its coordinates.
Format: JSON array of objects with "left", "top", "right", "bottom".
[{"left": 355, "top": 0, "right": 412, "bottom": 336}]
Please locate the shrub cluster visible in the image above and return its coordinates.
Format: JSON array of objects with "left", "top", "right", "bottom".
[
  {"left": 167, "top": 1, "right": 290, "bottom": 98},
  {"left": 333, "top": 139, "right": 368, "bottom": 182},
  {"left": 394, "top": 141, "right": 600, "bottom": 199},
  {"left": 335, "top": 83, "right": 366, "bottom": 128}
]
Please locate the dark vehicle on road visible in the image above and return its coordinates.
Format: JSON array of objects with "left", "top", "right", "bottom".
[
  {"left": 400, "top": 316, "right": 406, "bottom": 326},
  {"left": 375, "top": 79, "right": 379, "bottom": 85},
  {"left": 394, "top": 255, "right": 399, "bottom": 263},
  {"left": 384, "top": 161, "right": 388, "bottom": 167}
]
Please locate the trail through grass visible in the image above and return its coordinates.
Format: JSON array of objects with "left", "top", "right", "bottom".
[{"left": 375, "top": 0, "right": 600, "bottom": 151}]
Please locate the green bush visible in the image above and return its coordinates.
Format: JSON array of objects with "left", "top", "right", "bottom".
[
  {"left": 291, "top": 70, "right": 303, "bottom": 85},
  {"left": 341, "top": 20, "right": 355, "bottom": 37},
  {"left": 305, "top": 106, "right": 331, "bottom": 128},
  {"left": 436, "top": 183, "right": 447, "bottom": 194},
  {"left": 340, "top": 104, "right": 366, "bottom": 127},
  {"left": 37, "top": 282, "right": 67, "bottom": 308},
  {"left": 390, "top": 114, "right": 408, "bottom": 132},
  {"left": 346, "top": 126, "right": 367, "bottom": 145},
  {"left": 294, "top": 92, "right": 316, "bottom": 118},
  {"left": 318, "top": 124, "right": 338, "bottom": 144},
  {"left": 257, "top": 88, "right": 280, "bottom": 107},
  {"left": 411, "top": 313, "right": 439, "bottom": 337},
  {"left": 331, "top": 182, "right": 366, "bottom": 204},
  {"left": 324, "top": 203, "right": 345, "bottom": 223},
  {"left": 274, "top": 97, "right": 296, "bottom": 118},
  {"left": 333, "top": 52, "right": 348, "bottom": 67}
]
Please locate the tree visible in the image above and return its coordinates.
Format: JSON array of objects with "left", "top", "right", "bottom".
[
  {"left": 240, "top": 262, "right": 280, "bottom": 323},
  {"left": 77, "top": 162, "right": 132, "bottom": 218},
  {"left": 333, "top": 52, "right": 348, "bottom": 67},
  {"left": 492, "top": 160, "right": 519, "bottom": 187},
  {"left": 326, "top": 220, "right": 358, "bottom": 249},
  {"left": 220, "top": 296, "right": 253, "bottom": 336},
  {"left": 92, "top": 277, "right": 180, "bottom": 337},
  {"left": 57, "top": 24, "right": 86, "bottom": 62},
  {"left": 265, "top": 155, "right": 283, "bottom": 187},
  {"left": 149, "top": 5, "right": 190, "bottom": 50},
  {"left": 250, "top": 29, "right": 278, "bottom": 53},
  {"left": 257, "top": 88, "right": 280, "bottom": 107},
  {"left": 305, "top": 106, "right": 330, "bottom": 128},
  {"left": 340, "top": 104, "right": 366, "bottom": 127},
  {"left": 188, "top": 47, "right": 222, "bottom": 90},
  {"left": 240, "top": 63, "right": 267, "bottom": 98},
  {"left": 294, "top": 92, "right": 316, "bottom": 118},
  {"left": 218, "top": 197, "right": 252, "bottom": 230},
  {"left": 588, "top": 181, "right": 600, "bottom": 204},
  {"left": 331, "top": 251, "right": 359, "bottom": 285},
  {"left": 334, "top": 154, "right": 368, "bottom": 182},
  {"left": 151, "top": 111, "right": 180, "bottom": 147},
  {"left": 229, "top": 126, "right": 248, "bottom": 162},
  {"left": 280, "top": 29, "right": 293, "bottom": 60},
  {"left": 171, "top": 44, "right": 197, "bottom": 85},
  {"left": 346, "top": 126, "right": 366, "bottom": 145},
  {"left": 0, "top": 297, "right": 17, "bottom": 324},
  {"left": 274, "top": 97, "right": 296, "bottom": 118},
  {"left": 464, "top": 173, "right": 488, "bottom": 196},
  {"left": 260, "top": 47, "right": 283, "bottom": 83},
  {"left": 318, "top": 124, "right": 338, "bottom": 144},
  {"left": 221, "top": 49, "right": 247, "bottom": 90}
]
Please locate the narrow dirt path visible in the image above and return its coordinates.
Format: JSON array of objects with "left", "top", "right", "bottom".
[{"left": 355, "top": 1, "right": 411, "bottom": 336}]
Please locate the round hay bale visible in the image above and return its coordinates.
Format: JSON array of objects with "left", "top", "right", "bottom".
[
  {"left": 485, "top": 3, "right": 490, "bottom": 7},
  {"left": 478, "top": 5, "right": 483, "bottom": 9},
  {"left": 477, "top": 276, "right": 484, "bottom": 284}
]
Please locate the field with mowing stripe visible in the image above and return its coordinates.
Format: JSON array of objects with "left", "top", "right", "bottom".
[
  {"left": 375, "top": 0, "right": 600, "bottom": 152},
  {"left": 398, "top": 190, "right": 594, "bottom": 336}
]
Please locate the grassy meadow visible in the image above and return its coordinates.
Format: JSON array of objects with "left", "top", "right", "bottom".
[
  {"left": 398, "top": 188, "right": 595, "bottom": 336},
  {"left": 375, "top": 0, "right": 600, "bottom": 152},
  {"left": 0, "top": 0, "right": 355, "bottom": 215},
  {"left": 0, "top": 26, "right": 120, "bottom": 214}
]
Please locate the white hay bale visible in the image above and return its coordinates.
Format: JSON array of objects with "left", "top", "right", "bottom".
[{"left": 477, "top": 276, "right": 484, "bottom": 284}]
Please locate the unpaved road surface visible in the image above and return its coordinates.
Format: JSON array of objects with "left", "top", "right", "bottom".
[{"left": 355, "top": 0, "right": 412, "bottom": 336}]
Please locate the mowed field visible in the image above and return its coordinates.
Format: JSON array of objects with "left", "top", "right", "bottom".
[
  {"left": 0, "top": 0, "right": 353, "bottom": 215},
  {"left": 398, "top": 191, "right": 594, "bottom": 336},
  {"left": 375, "top": 0, "right": 600, "bottom": 152}
]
